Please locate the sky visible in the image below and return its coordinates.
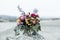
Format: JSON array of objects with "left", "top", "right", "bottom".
[{"left": 0, "top": 0, "right": 59, "bottom": 18}]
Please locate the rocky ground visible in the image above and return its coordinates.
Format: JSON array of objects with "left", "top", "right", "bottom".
[{"left": 0, "top": 20, "right": 60, "bottom": 40}]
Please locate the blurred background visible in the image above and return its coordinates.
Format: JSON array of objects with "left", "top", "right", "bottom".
[{"left": 0, "top": 0, "right": 60, "bottom": 40}]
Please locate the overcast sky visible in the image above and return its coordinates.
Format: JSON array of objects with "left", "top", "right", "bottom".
[{"left": 0, "top": 0, "right": 59, "bottom": 18}]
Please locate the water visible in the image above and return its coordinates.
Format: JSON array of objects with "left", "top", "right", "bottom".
[{"left": 0, "top": 20, "right": 60, "bottom": 40}]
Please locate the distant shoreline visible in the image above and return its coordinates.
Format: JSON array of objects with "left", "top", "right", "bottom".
[{"left": 0, "top": 15, "right": 60, "bottom": 22}]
